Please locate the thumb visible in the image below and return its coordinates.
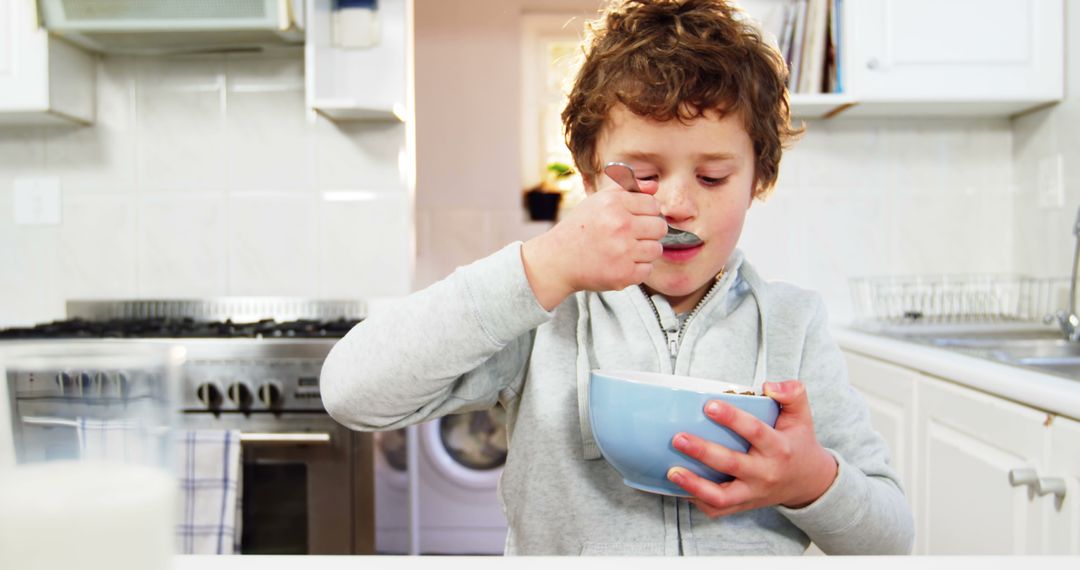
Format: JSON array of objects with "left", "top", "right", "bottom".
[{"left": 763, "top": 380, "right": 812, "bottom": 423}]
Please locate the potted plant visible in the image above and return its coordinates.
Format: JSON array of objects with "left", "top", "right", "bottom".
[{"left": 524, "top": 162, "right": 575, "bottom": 222}]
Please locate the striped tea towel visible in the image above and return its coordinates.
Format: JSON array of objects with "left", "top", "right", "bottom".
[{"left": 175, "top": 429, "right": 242, "bottom": 555}]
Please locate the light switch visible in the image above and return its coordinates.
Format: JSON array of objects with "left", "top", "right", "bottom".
[
  {"left": 1037, "top": 154, "right": 1065, "bottom": 209},
  {"left": 13, "top": 178, "right": 62, "bottom": 226}
]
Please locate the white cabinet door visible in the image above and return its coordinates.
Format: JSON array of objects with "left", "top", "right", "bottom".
[
  {"left": 0, "top": 0, "right": 48, "bottom": 114},
  {"left": 1046, "top": 415, "right": 1080, "bottom": 554},
  {"left": 843, "top": 351, "right": 917, "bottom": 515},
  {"left": 916, "top": 375, "right": 1048, "bottom": 554},
  {"left": 844, "top": 0, "right": 1062, "bottom": 113},
  {"left": 306, "top": 0, "right": 407, "bottom": 121},
  {"left": 0, "top": 0, "right": 95, "bottom": 125}
]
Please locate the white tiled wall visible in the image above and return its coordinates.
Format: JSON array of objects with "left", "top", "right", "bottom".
[
  {"left": 742, "top": 117, "right": 1015, "bottom": 322},
  {"left": 0, "top": 50, "right": 410, "bottom": 327},
  {"left": 1011, "top": 0, "right": 1080, "bottom": 283}
]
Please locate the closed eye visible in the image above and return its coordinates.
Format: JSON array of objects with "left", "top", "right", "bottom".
[{"left": 700, "top": 176, "right": 729, "bottom": 187}]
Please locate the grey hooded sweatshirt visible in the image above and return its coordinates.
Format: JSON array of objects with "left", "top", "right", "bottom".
[{"left": 320, "top": 242, "right": 915, "bottom": 556}]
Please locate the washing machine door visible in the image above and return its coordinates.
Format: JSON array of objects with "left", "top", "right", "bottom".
[
  {"left": 421, "top": 405, "right": 507, "bottom": 489},
  {"left": 374, "top": 429, "right": 408, "bottom": 490}
]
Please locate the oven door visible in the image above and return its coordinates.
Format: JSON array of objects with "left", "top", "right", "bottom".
[{"left": 182, "top": 413, "right": 374, "bottom": 555}]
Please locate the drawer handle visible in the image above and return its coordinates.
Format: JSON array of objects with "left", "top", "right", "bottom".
[
  {"left": 1036, "top": 477, "right": 1067, "bottom": 500},
  {"left": 1009, "top": 467, "right": 1039, "bottom": 489},
  {"left": 239, "top": 432, "right": 332, "bottom": 446}
]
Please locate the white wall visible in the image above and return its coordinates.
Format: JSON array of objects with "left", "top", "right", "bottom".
[
  {"left": 1012, "top": 0, "right": 1080, "bottom": 280},
  {"left": 0, "top": 50, "right": 410, "bottom": 327},
  {"left": 413, "top": 0, "right": 1016, "bottom": 324},
  {"left": 745, "top": 117, "right": 1014, "bottom": 323}
]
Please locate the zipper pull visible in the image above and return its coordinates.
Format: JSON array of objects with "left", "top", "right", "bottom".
[{"left": 668, "top": 335, "right": 679, "bottom": 358}]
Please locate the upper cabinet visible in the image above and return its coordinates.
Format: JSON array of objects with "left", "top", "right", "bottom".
[
  {"left": 0, "top": 0, "right": 96, "bottom": 125},
  {"left": 839, "top": 0, "right": 1063, "bottom": 117},
  {"left": 306, "top": 0, "right": 408, "bottom": 121},
  {"left": 762, "top": 0, "right": 1065, "bottom": 118}
]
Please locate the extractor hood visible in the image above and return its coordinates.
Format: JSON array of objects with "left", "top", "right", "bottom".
[{"left": 36, "top": 0, "right": 306, "bottom": 55}]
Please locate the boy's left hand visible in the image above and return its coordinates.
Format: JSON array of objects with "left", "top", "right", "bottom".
[{"left": 666, "top": 379, "right": 838, "bottom": 517}]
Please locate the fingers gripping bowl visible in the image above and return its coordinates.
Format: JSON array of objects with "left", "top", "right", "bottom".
[{"left": 588, "top": 370, "right": 780, "bottom": 497}]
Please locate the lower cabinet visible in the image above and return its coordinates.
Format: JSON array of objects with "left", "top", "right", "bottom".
[
  {"left": 842, "top": 349, "right": 1078, "bottom": 554},
  {"left": 1047, "top": 415, "right": 1080, "bottom": 554}
]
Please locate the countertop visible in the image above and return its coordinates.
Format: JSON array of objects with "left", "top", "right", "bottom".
[
  {"left": 177, "top": 552, "right": 1080, "bottom": 565},
  {"left": 833, "top": 326, "right": 1080, "bottom": 419},
  {"left": 174, "top": 555, "right": 1080, "bottom": 569}
]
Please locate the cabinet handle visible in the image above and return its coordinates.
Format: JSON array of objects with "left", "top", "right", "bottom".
[
  {"left": 1009, "top": 467, "right": 1039, "bottom": 489},
  {"left": 1036, "top": 477, "right": 1067, "bottom": 500},
  {"left": 239, "top": 432, "right": 332, "bottom": 446}
]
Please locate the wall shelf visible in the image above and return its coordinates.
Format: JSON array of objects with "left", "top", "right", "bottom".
[{"left": 789, "top": 93, "right": 856, "bottom": 119}]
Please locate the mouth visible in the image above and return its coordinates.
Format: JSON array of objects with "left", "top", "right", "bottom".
[{"left": 661, "top": 242, "right": 704, "bottom": 262}]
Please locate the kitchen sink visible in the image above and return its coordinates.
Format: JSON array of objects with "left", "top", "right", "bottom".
[{"left": 886, "top": 327, "right": 1080, "bottom": 381}]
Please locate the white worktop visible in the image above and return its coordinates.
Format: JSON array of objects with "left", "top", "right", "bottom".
[
  {"left": 175, "top": 555, "right": 1080, "bottom": 568},
  {"left": 833, "top": 327, "right": 1080, "bottom": 420}
]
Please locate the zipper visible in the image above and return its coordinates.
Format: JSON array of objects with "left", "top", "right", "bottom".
[
  {"left": 641, "top": 268, "right": 727, "bottom": 555},
  {"left": 641, "top": 267, "right": 727, "bottom": 361}
]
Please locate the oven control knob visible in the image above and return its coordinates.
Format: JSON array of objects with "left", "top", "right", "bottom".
[
  {"left": 95, "top": 372, "right": 112, "bottom": 398},
  {"left": 258, "top": 382, "right": 283, "bottom": 409},
  {"left": 116, "top": 372, "right": 131, "bottom": 400},
  {"left": 55, "top": 372, "right": 73, "bottom": 396},
  {"left": 227, "top": 382, "right": 254, "bottom": 409},
  {"left": 77, "top": 372, "right": 93, "bottom": 396},
  {"left": 196, "top": 383, "right": 224, "bottom": 409}
]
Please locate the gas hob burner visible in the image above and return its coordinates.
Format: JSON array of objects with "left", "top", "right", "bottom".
[{"left": 0, "top": 317, "right": 362, "bottom": 340}]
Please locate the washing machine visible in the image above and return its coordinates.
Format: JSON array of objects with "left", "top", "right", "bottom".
[
  {"left": 373, "top": 429, "right": 410, "bottom": 554},
  {"left": 417, "top": 406, "right": 509, "bottom": 555}
]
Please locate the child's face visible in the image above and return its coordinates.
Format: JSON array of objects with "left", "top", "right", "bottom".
[{"left": 587, "top": 104, "right": 755, "bottom": 313}]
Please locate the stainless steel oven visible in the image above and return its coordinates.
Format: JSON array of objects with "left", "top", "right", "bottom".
[
  {"left": 177, "top": 340, "right": 374, "bottom": 555},
  {"left": 2, "top": 299, "right": 383, "bottom": 556}
]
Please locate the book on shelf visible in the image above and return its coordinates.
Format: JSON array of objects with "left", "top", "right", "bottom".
[
  {"left": 776, "top": 0, "right": 843, "bottom": 95},
  {"left": 786, "top": 0, "right": 808, "bottom": 92}
]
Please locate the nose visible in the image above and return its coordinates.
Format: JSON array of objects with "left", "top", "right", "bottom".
[{"left": 657, "top": 178, "right": 696, "bottom": 227}]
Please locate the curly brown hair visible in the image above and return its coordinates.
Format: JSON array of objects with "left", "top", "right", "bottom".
[{"left": 562, "top": 0, "right": 802, "bottom": 199}]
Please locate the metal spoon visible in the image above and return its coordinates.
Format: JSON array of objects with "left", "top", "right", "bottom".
[{"left": 603, "top": 162, "right": 703, "bottom": 248}]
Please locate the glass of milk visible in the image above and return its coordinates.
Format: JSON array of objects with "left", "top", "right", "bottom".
[{"left": 0, "top": 342, "right": 184, "bottom": 570}]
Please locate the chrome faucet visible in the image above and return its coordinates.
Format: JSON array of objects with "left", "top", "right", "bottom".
[{"left": 1048, "top": 206, "right": 1080, "bottom": 341}]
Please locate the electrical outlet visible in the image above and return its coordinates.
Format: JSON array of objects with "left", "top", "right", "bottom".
[
  {"left": 1037, "top": 153, "right": 1065, "bottom": 209},
  {"left": 13, "top": 178, "right": 62, "bottom": 226}
]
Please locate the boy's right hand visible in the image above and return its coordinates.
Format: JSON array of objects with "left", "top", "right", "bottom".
[{"left": 521, "top": 185, "right": 668, "bottom": 311}]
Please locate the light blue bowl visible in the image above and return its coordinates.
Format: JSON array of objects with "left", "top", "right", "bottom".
[{"left": 589, "top": 370, "right": 780, "bottom": 497}]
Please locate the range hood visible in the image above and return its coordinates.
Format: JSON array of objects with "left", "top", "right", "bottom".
[{"left": 37, "top": 0, "right": 306, "bottom": 55}]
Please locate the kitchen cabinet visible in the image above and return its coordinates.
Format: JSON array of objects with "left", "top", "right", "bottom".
[
  {"left": 840, "top": 0, "right": 1063, "bottom": 117},
  {"left": 915, "top": 374, "right": 1047, "bottom": 555},
  {"left": 844, "top": 352, "right": 917, "bottom": 516},
  {"left": 844, "top": 348, "right": 1076, "bottom": 554},
  {"left": 1046, "top": 416, "right": 1080, "bottom": 554},
  {"left": 0, "top": 0, "right": 95, "bottom": 125},
  {"left": 306, "top": 0, "right": 408, "bottom": 121}
]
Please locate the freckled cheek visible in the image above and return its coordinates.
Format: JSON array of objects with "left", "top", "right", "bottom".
[{"left": 703, "top": 206, "right": 748, "bottom": 243}]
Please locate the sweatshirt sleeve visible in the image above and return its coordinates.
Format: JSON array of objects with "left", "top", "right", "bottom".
[
  {"left": 774, "top": 294, "right": 915, "bottom": 555},
  {"left": 320, "top": 242, "right": 555, "bottom": 431}
]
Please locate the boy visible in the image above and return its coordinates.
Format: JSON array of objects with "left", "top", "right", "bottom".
[{"left": 321, "top": 0, "right": 914, "bottom": 555}]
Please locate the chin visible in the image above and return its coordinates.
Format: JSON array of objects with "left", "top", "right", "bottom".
[{"left": 645, "top": 273, "right": 703, "bottom": 297}]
